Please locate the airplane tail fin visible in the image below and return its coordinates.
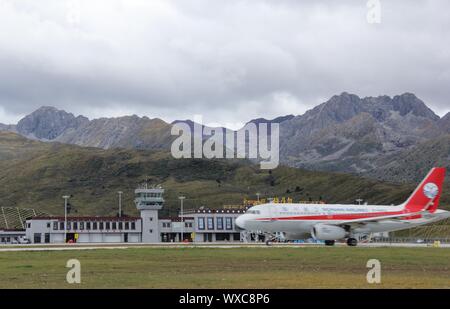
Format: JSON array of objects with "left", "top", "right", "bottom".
[{"left": 403, "top": 167, "right": 446, "bottom": 213}]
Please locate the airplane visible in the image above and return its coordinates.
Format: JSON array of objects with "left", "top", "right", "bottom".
[{"left": 235, "top": 167, "right": 450, "bottom": 246}]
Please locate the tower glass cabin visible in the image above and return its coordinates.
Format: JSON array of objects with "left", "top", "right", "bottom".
[{"left": 135, "top": 184, "right": 164, "bottom": 243}]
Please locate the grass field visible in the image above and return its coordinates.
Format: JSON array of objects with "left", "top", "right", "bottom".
[{"left": 0, "top": 247, "right": 449, "bottom": 289}]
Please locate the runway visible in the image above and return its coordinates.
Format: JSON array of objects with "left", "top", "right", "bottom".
[{"left": 0, "top": 242, "right": 449, "bottom": 251}]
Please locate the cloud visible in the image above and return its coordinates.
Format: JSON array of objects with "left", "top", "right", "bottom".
[{"left": 0, "top": 0, "right": 449, "bottom": 125}]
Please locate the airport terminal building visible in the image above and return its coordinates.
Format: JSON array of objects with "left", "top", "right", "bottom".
[
  {"left": 182, "top": 209, "right": 243, "bottom": 242},
  {"left": 24, "top": 216, "right": 142, "bottom": 243},
  {"left": 21, "top": 185, "right": 245, "bottom": 244},
  {"left": 0, "top": 229, "right": 26, "bottom": 244}
]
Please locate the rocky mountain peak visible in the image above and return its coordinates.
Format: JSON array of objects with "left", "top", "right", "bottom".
[
  {"left": 328, "top": 92, "right": 361, "bottom": 105},
  {"left": 391, "top": 93, "right": 439, "bottom": 120},
  {"left": 313, "top": 92, "right": 363, "bottom": 123},
  {"left": 16, "top": 106, "right": 89, "bottom": 140}
]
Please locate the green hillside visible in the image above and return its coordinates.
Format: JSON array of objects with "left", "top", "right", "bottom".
[{"left": 0, "top": 132, "right": 449, "bottom": 219}]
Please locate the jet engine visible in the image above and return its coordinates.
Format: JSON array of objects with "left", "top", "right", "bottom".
[{"left": 311, "top": 224, "right": 347, "bottom": 240}]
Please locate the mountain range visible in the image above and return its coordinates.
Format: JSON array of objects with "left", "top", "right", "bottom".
[
  {"left": 1, "top": 92, "right": 449, "bottom": 182},
  {"left": 278, "top": 92, "right": 450, "bottom": 181}
]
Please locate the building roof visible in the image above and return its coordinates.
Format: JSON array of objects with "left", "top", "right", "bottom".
[
  {"left": 185, "top": 209, "right": 247, "bottom": 214},
  {"left": 159, "top": 217, "right": 194, "bottom": 222},
  {"left": 29, "top": 216, "right": 141, "bottom": 222}
]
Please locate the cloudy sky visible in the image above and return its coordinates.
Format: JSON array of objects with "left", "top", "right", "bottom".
[{"left": 0, "top": 0, "right": 449, "bottom": 128}]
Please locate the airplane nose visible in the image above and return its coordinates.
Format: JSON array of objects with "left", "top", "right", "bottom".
[{"left": 235, "top": 216, "right": 246, "bottom": 230}]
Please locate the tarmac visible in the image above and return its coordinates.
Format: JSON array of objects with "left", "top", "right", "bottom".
[{"left": 0, "top": 242, "right": 449, "bottom": 251}]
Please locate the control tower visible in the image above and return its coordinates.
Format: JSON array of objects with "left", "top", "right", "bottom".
[{"left": 135, "top": 183, "right": 164, "bottom": 243}]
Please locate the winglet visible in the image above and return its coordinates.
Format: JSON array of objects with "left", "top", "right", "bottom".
[{"left": 403, "top": 167, "right": 446, "bottom": 213}]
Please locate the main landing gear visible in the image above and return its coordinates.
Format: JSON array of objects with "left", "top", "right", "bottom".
[
  {"left": 323, "top": 239, "right": 358, "bottom": 246},
  {"left": 346, "top": 238, "right": 358, "bottom": 246},
  {"left": 324, "top": 240, "right": 335, "bottom": 246}
]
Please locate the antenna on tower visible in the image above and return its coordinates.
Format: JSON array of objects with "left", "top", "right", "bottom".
[{"left": 141, "top": 176, "right": 151, "bottom": 189}]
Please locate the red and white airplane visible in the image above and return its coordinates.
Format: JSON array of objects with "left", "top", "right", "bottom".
[{"left": 235, "top": 167, "right": 449, "bottom": 246}]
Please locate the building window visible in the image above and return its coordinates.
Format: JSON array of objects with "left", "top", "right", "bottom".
[
  {"left": 216, "top": 233, "right": 230, "bottom": 241},
  {"left": 198, "top": 217, "right": 205, "bottom": 230},
  {"left": 207, "top": 217, "right": 214, "bottom": 230},
  {"left": 106, "top": 222, "right": 110, "bottom": 230},
  {"left": 185, "top": 222, "right": 192, "bottom": 228},
  {"left": 86, "top": 222, "right": 91, "bottom": 230},
  {"left": 149, "top": 229, "right": 153, "bottom": 233},
  {"left": 34, "top": 233, "right": 41, "bottom": 243},
  {"left": 44, "top": 233, "right": 50, "bottom": 243},
  {"left": 131, "top": 222, "right": 136, "bottom": 230},
  {"left": 46, "top": 223, "right": 51, "bottom": 228},
  {"left": 149, "top": 217, "right": 153, "bottom": 221},
  {"left": 93, "top": 222, "right": 98, "bottom": 230},
  {"left": 125, "top": 222, "right": 129, "bottom": 230},
  {"left": 118, "top": 222, "right": 123, "bottom": 229},
  {"left": 73, "top": 222, "right": 78, "bottom": 230},
  {"left": 99, "top": 222, "right": 104, "bottom": 230},
  {"left": 217, "top": 217, "right": 224, "bottom": 230},
  {"left": 27, "top": 223, "right": 31, "bottom": 228},
  {"left": 203, "top": 233, "right": 213, "bottom": 242},
  {"left": 112, "top": 222, "right": 117, "bottom": 230},
  {"left": 67, "top": 222, "right": 71, "bottom": 230},
  {"left": 60, "top": 222, "right": 64, "bottom": 230},
  {"left": 53, "top": 222, "right": 58, "bottom": 230},
  {"left": 225, "top": 217, "right": 233, "bottom": 230}
]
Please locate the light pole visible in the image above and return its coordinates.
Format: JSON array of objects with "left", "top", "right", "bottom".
[
  {"left": 179, "top": 196, "right": 186, "bottom": 242},
  {"left": 256, "top": 192, "right": 260, "bottom": 202},
  {"left": 62, "top": 195, "right": 70, "bottom": 243},
  {"left": 118, "top": 191, "right": 123, "bottom": 217}
]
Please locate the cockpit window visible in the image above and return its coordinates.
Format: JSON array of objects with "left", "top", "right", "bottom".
[{"left": 246, "top": 209, "right": 261, "bottom": 214}]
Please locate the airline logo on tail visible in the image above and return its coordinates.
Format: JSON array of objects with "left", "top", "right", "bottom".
[
  {"left": 423, "top": 183, "right": 439, "bottom": 199},
  {"left": 404, "top": 167, "right": 446, "bottom": 213}
]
